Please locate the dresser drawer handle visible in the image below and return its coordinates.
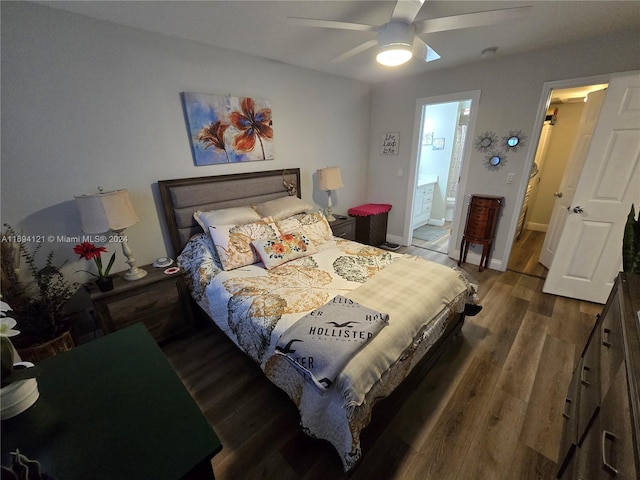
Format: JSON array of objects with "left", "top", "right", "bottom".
[
  {"left": 134, "top": 301, "right": 158, "bottom": 312},
  {"left": 581, "top": 365, "right": 591, "bottom": 386},
  {"left": 602, "top": 327, "right": 612, "bottom": 348},
  {"left": 601, "top": 430, "right": 619, "bottom": 476},
  {"left": 562, "top": 397, "right": 572, "bottom": 419}
]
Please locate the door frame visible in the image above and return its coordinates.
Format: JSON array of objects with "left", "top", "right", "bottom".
[
  {"left": 403, "top": 89, "right": 481, "bottom": 255},
  {"left": 503, "top": 73, "right": 612, "bottom": 269}
]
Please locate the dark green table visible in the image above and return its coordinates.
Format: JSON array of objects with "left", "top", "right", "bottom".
[{"left": 1, "top": 323, "right": 221, "bottom": 479}]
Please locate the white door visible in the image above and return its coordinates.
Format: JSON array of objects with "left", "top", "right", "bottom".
[
  {"left": 543, "top": 71, "right": 640, "bottom": 303},
  {"left": 539, "top": 89, "right": 607, "bottom": 268}
]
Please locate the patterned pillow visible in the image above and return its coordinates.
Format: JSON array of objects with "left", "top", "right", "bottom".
[
  {"left": 276, "top": 211, "right": 333, "bottom": 246},
  {"left": 208, "top": 217, "right": 280, "bottom": 271},
  {"left": 252, "top": 232, "right": 318, "bottom": 269}
]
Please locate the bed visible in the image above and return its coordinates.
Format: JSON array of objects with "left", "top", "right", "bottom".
[{"left": 158, "top": 168, "right": 479, "bottom": 471}]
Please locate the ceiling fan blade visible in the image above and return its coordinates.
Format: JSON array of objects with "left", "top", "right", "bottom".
[
  {"left": 287, "top": 17, "right": 377, "bottom": 32},
  {"left": 391, "top": 0, "right": 426, "bottom": 23},
  {"left": 413, "top": 37, "right": 441, "bottom": 63},
  {"left": 331, "top": 39, "right": 378, "bottom": 63},
  {"left": 414, "top": 6, "right": 532, "bottom": 35}
]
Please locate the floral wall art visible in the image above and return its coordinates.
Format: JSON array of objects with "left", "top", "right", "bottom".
[{"left": 182, "top": 92, "right": 274, "bottom": 165}]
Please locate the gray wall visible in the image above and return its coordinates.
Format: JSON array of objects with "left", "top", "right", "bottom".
[
  {"left": 1, "top": 2, "right": 372, "bottom": 278},
  {"left": 368, "top": 28, "right": 640, "bottom": 269}
]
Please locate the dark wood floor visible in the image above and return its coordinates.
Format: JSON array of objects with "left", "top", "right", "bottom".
[
  {"left": 162, "top": 243, "right": 601, "bottom": 480},
  {"left": 508, "top": 229, "right": 548, "bottom": 279}
]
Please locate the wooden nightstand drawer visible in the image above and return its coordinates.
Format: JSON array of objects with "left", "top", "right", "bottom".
[
  {"left": 90, "top": 265, "right": 194, "bottom": 343},
  {"left": 106, "top": 282, "right": 186, "bottom": 338},
  {"left": 329, "top": 216, "right": 356, "bottom": 240}
]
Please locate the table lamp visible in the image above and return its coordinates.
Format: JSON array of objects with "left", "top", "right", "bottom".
[
  {"left": 317, "top": 166, "right": 343, "bottom": 221},
  {"left": 75, "top": 188, "right": 147, "bottom": 281}
]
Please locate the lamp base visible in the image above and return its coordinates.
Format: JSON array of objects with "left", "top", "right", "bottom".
[{"left": 123, "top": 266, "right": 147, "bottom": 281}]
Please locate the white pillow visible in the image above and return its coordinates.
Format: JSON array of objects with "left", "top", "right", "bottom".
[
  {"left": 253, "top": 196, "right": 315, "bottom": 221},
  {"left": 194, "top": 206, "right": 261, "bottom": 232}
]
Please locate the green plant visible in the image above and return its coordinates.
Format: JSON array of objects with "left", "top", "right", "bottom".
[
  {"left": 623, "top": 204, "right": 640, "bottom": 274},
  {"left": 1, "top": 225, "right": 79, "bottom": 348}
]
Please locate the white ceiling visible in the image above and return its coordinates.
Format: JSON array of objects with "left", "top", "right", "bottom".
[{"left": 35, "top": 1, "right": 640, "bottom": 84}]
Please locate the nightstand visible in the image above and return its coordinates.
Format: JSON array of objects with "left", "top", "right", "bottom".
[
  {"left": 329, "top": 215, "right": 356, "bottom": 240},
  {"left": 88, "top": 264, "right": 194, "bottom": 343}
]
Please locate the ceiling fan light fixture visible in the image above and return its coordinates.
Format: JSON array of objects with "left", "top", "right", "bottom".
[
  {"left": 376, "top": 44, "right": 413, "bottom": 66},
  {"left": 376, "top": 21, "right": 414, "bottom": 67}
]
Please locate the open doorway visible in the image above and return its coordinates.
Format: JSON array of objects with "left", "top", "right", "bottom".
[
  {"left": 407, "top": 93, "right": 477, "bottom": 255},
  {"left": 508, "top": 82, "right": 608, "bottom": 278}
]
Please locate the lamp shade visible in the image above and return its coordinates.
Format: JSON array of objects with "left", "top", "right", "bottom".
[
  {"left": 75, "top": 189, "right": 139, "bottom": 234},
  {"left": 317, "top": 167, "right": 344, "bottom": 191}
]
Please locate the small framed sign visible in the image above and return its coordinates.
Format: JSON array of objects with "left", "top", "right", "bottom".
[{"left": 381, "top": 132, "right": 399, "bottom": 155}]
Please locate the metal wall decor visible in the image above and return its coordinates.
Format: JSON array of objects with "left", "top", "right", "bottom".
[
  {"left": 484, "top": 152, "right": 507, "bottom": 171},
  {"left": 475, "top": 128, "right": 527, "bottom": 171},
  {"left": 474, "top": 131, "right": 498, "bottom": 153},
  {"left": 502, "top": 130, "right": 527, "bottom": 152}
]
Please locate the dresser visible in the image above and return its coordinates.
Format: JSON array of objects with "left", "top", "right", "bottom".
[
  {"left": 557, "top": 273, "right": 640, "bottom": 479},
  {"left": 458, "top": 194, "right": 503, "bottom": 271}
]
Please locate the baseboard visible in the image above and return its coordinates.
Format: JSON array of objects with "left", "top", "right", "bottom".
[
  {"left": 526, "top": 222, "right": 548, "bottom": 232},
  {"left": 451, "top": 248, "right": 506, "bottom": 272},
  {"left": 387, "top": 233, "right": 404, "bottom": 246}
]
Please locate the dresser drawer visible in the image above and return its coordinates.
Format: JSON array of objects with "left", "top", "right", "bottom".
[
  {"left": 600, "top": 295, "right": 624, "bottom": 400},
  {"left": 468, "top": 212, "right": 490, "bottom": 225},
  {"left": 557, "top": 364, "right": 581, "bottom": 477},
  {"left": 577, "top": 334, "right": 600, "bottom": 445},
  {"left": 598, "top": 363, "right": 637, "bottom": 479},
  {"left": 464, "top": 226, "right": 489, "bottom": 239},
  {"left": 470, "top": 196, "right": 502, "bottom": 207},
  {"left": 469, "top": 205, "right": 495, "bottom": 216}
]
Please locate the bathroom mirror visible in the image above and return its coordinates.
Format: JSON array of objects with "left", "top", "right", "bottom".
[
  {"left": 506, "top": 136, "right": 519, "bottom": 147},
  {"left": 490, "top": 155, "right": 502, "bottom": 166}
]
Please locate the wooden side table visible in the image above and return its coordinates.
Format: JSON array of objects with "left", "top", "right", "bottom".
[
  {"left": 1, "top": 324, "right": 222, "bottom": 480},
  {"left": 328, "top": 215, "right": 356, "bottom": 240},
  {"left": 88, "top": 264, "right": 194, "bottom": 343},
  {"left": 458, "top": 194, "right": 503, "bottom": 271}
]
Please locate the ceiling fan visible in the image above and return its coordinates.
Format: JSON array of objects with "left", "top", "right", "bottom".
[{"left": 287, "top": 0, "right": 531, "bottom": 67}]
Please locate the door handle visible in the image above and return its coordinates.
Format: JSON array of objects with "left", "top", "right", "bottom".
[
  {"left": 573, "top": 206, "right": 584, "bottom": 214},
  {"left": 554, "top": 191, "right": 563, "bottom": 198}
]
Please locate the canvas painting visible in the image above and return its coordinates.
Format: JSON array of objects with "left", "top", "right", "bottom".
[{"left": 182, "top": 92, "right": 274, "bottom": 165}]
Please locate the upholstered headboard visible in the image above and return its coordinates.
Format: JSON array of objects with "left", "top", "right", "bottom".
[{"left": 158, "top": 168, "right": 301, "bottom": 256}]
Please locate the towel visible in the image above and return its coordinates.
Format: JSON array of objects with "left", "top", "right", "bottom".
[{"left": 275, "top": 295, "right": 388, "bottom": 391}]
